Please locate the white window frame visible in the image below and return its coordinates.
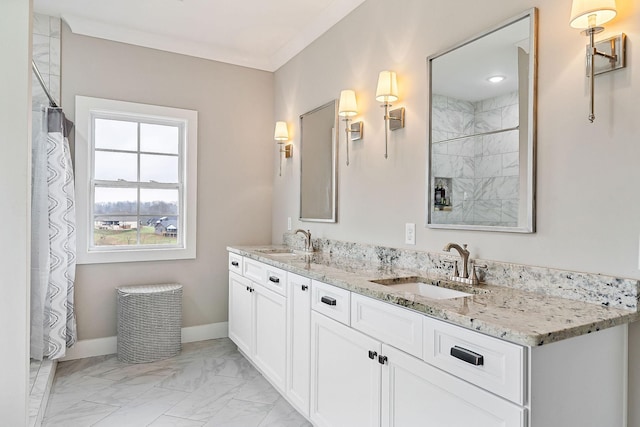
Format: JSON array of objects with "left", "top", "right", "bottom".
[{"left": 75, "top": 96, "right": 197, "bottom": 264}]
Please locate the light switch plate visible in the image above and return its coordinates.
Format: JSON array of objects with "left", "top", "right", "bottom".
[
  {"left": 405, "top": 223, "right": 416, "bottom": 245},
  {"left": 287, "top": 217, "right": 292, "bottom": 231}
]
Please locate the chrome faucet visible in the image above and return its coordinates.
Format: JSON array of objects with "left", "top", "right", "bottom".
[
  {"left": 294, "top": 229, "right": 313, "bottom": 253},
  {"left": 443, "top": 243, "right": 470, "bottom": 279},
  {"left": 443, "top": 243, "right": 487, "bottom": 285}
]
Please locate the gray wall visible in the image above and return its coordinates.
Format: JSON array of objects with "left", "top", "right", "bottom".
[
  {"left": 61, "top": 24, "right": 275, "bottom": 340},
  {"left": 272, "top": 0, "right": 640, "bottom": 423}
]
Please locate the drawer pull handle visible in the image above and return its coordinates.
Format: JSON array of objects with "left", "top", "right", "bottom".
[
  {"left": 450, "top": 346, "right": 484, "bottom": 366},
  {"left": 268, "top": 276, "right": 280, "bottom": 284},
  {"left": 231, "top": 261, "right": 239, "bottom": 267},
  {"left": 301, "top": 285, "right": 309, "bottom": 291},
  {"left": 368, "top": 350, "right": 377, "bottom": 360},
  {"left": 321, "top": 296, "right": 337, "bottom": 306}
]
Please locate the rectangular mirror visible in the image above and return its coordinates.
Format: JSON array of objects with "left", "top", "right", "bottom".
[
  {"left": 427, "top": 8, "right": 537, "bottom": 233},
  {"left": 300, "top": 100, "right": 338, "bottom": 222}
]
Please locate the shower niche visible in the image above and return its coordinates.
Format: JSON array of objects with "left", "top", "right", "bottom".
[{"left": 433, "top": 177, "right": 452, "bottom": 211}]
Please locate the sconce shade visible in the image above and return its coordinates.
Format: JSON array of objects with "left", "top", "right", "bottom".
[
  {"left": 375, "top": 70, "right": 399, "bottom": 103},
  {"left": 338, "top": 90, "right": 358, "bottom": 117},
  {"left": 274, "top": 121, "right": 289, "bottom": 141},
  {"left": 570, "top": 0, "right": 616, "bottom": 28}
]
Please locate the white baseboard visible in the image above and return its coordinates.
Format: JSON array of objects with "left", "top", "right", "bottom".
[
  {"left": 60, "top": 322, "right": 229, "bottom": 361},
  {"left": 181, "top": 322, "right": 228, "bottom": 343}
]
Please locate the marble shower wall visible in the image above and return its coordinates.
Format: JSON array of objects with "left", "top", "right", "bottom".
[
  {"left": 431, "top": 92, "right": 519, "bottom": 226},
  {"left": 32, "top": 13, "right": 61, "bottom": 135}
]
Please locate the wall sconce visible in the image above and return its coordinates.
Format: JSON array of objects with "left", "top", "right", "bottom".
[
  {"left": 570, "top": 0, "right": 626, "bottom": 123},
  {"left": 338, "top": 89, "right": 363, "bottom": 166},
  {"left": 376, "top": 71, "right": 405, "bottom": 159},
  {"left": 274, "top": 121, "right": 292, "bottom": 176}
]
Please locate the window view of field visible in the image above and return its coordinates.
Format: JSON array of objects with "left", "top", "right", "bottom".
[
  {"left": 94, "top": 221, "right": 178, "bottom": 246},
  {"left": 94, "top": 200, "right": 179, "bottom": 246}
]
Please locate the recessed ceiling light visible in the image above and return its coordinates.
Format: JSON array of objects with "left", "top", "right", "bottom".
[{"left": 487, "top": 75, "right": 505, "bottom": 83}]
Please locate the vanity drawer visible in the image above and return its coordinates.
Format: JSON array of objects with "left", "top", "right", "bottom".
[
  {"left": 311, "top": 280, "right": 350, "bottom": 326},
  {"left": 243, "top": 258, "right": 266, "bottom": 284},
  {"left": 263, "top": 264, "right": 287, "bottom": 297},
  {"left": 423, "top": 317, "right": 525, "bottom": 405},
  {"left": 351, "top": 293, "right": 423, "bottom": 358},
  {"left": 228, "top": 253, "right": 243, "bottom": 274}
]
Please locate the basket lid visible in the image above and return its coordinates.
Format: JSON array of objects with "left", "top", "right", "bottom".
[{"left": 117, "top": 283, "right": 182, "bottom": 294}]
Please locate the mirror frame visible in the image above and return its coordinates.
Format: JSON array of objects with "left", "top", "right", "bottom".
[
  {"left": 426, "top": 8, "right": 537, "bottom": 233},
  {"left": 299, "top": 100, "right": 339, "bottom": 223}
]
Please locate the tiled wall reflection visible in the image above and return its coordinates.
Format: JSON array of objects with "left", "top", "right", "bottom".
[{"left": 431, "top": 92, "right": 519, "bottom": 227}]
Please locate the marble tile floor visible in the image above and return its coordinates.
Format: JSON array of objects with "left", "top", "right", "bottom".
[{"left": 42, "top": 338, "right": 311, "bottom": 427}]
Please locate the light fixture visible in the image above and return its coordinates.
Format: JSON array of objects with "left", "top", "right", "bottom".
[
  {"left": 274, "top": 121, "right": 292, "bottom": 176},
  {"left": 376, "top": 71, "right": 405, "bottom": 159},
  {"left": 338, "top": 89, "right": 363, "bottom": 166},
  {"left": 570, "top": 0, "right": 626, "bottom": 123},
  {"left": 487, "top": 75, "right": 505, "bottom": 83}
]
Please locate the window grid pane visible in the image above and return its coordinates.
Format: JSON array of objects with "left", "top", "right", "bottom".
[
  {"left": 94, "top": 118, "right": 138, "bottom": 151},
  {"left": 91, "top": 115, "right": 183, "bottom": 250}
]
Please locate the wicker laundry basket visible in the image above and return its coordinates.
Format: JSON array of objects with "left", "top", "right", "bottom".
[{"left": 116, "top": 284, "right": 182, "bottom": 363}]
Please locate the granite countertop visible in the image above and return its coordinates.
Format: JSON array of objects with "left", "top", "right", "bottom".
[{"left": 228, "top": 245, "right": 639, "bottom": 347}]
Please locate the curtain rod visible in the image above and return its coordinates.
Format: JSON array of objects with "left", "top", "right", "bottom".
[{"left": 31, "top": 60, "right": 59, "bottom": 108}]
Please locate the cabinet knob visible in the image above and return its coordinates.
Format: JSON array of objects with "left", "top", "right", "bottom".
[
  {"left": 301, "top": 285, "right": 309, "bottom": 291},
  {"left": 368, "top": 350, "right": 377, "bottom": 360},
  {"left": 378, "top": 355, "right": 388, "bottom": 365}
]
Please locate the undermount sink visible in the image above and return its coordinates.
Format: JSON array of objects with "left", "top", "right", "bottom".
[
  {"left": 370, "top": 277, "right": 472, "bottom": 300},
  {"left": 255, "top": 248, "right": 295, "bottom": 254},
  {"left": 254, "top": 248, "right": 306, "bottom": 257}
]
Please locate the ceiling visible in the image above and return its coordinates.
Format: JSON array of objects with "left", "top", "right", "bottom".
[
  {"left": 33, "top": 0, "right": 366, "bottom": 72},
  {"left": 431, "top": 16, "right": 531, "bottom": 102}
]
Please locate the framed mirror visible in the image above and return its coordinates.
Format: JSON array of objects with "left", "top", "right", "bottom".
[
  {"left": 427, "top": 8, "right": 537, "bottom": 233},
  {"left": 300, "top": 100, "right": 338, "bottom": 222}
]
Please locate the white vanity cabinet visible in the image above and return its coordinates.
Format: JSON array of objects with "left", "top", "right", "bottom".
[
  {"left": 228, "top": 255, "right": 287, "bottom": 391},
  {"left": 286, "top": 272, "right": 312, "bottom": 417},
  {"left": 229, "top": 251, "right": 628, "bottom": 427}
]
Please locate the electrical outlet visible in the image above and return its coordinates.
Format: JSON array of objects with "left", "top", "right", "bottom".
[
  {"left": 405, "top": 223, "right": 416, "bottom": 245},
  {"left": 287, "top": 217, "right": 292, "bottom": 231}
]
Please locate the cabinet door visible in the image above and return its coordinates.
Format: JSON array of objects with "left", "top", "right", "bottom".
[
  {"left": 253, "top": 283, "right": 287, "bottom": 391},
  {"left": 381, "top": 344, "right": 525, "bottom": 427},
  {"left": 286, "top": 273, "right": 312, "bottom": 417},
  {"left": 228, "top": 271, "right": 253, "bottom": 355},
  {"left": 310, "top": 311, "right": 381, "bottom": 427}
]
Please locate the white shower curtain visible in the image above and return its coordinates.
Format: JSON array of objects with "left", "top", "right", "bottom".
[{"left": 31, "top": 107, "right": 77, "bottom": 360}]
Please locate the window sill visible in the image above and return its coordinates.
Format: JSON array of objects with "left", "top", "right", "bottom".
[{"left": 77, "top": 246, "right": 196, "bottom": 265}]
